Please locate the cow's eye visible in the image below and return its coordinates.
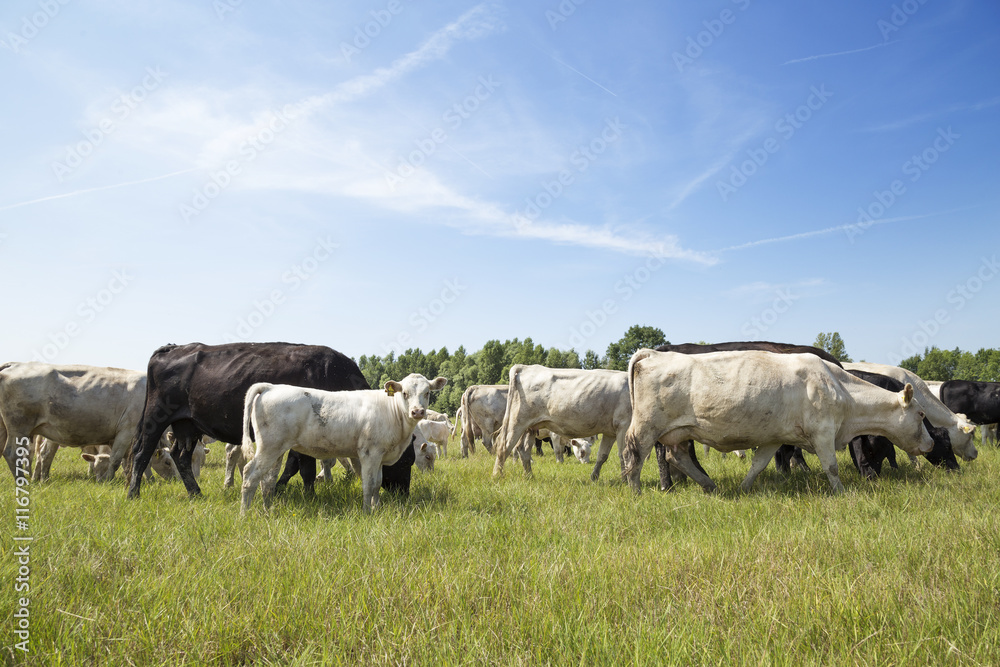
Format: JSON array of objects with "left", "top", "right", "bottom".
[{"left": 403, "top": 392, "right": 408, "bottom": 399}]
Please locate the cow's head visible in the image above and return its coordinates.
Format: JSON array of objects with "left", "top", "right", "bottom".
[
  {"left": 950, "top": 413, "right": 978, "bottom": 461},
  {"left": 571, "top": 438, "right": 593, "bottom": 463},
  {"left": 149, "top": 447, "right": 181, "bottom": 480},
  {"left": 81, "top": 450, "right": 113, "bottom": 481},
  {"left": 896, "top": 384, "right": 935, "bottom": 455},
  {"left": 384, "top": 374, "right": 448, "bottom": 421}
]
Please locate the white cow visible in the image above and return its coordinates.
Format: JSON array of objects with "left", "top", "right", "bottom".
[
  {"left": 568, "top": 436, "right": 597, "bottom": 463},
  {"left": 844, "top": 362, "right": 977, "bottom": 461},
  {"left": 1, "top": 362, "right": 147, "bottom": 481},
  {"left": 623, "top": 350, "right": 935, "bottom": 494},
  {"left": 240, "top": 374, "right": 447, "bottom": 513},
  {"left": 417, "top": 418, "right": 452, "bottom": 459},
  {"left": 32, "top": 436, "right": 182, "bottom": 482},
  {"left": 459, "top": 385, "right": 509, "bottom": 457},
  {"left": 925, "top": 380, "right": 943, "bottom": 398},
  {"left": 492, "top": 366, "right": 633, "bottom": 481}
]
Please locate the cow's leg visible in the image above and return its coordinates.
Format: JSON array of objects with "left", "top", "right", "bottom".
[
  {"left": 317, "top": 458, "right": 335, "bottom": 482},
  {"left": 739, "top": 444, "right": 781, "bottom": 492},
  {"left": 774, "top": 445, "right": 794, "bottom": 476},
  {"left": 104, "top": 429, "right": 133, "bottom": 482},
  {"left": 885, "top": 441, "right": 899, "bottom": 469},
  {"left": 654, "top": 442, "right": 673, "bottom": 491},
  {"left": 358, "top": 450, "right": 383, "bottom": 513},
  {"left": 168, "top": 420, "right": 203, "bottom": 497},
  {"left": 33, "top": 437, "right": 57, "bottom": 482},
  {"left": 590, "top": 432, "right": 617, "bottom": 482},
  {"left": 224, "top": 443, "right": 243, "bottom": 488},
  {"left": 621, "top": 429, "right": 655, "bottom": 493},
  {"left": 812, "top": 433, "right": 845, "bottom": 493},
  {"left": 492, "top": 420, "right": 530, "bottom": 477},
  {"left": 848, "top": 437, "right": 876, "bottom": 479},
  {"left": 241, "top": 447, "right": 284, "bottom": 514},
  {"left": 298, "top": 454, "right": 317, "bottom": 497},
  {"left": 258, "top": 459, "right": 283, "bottom": 509},
  {"left": 534, "top": 438, "right": 544, "bottom": 456},
  {"left": 274, "top": 450, "right": 300, "bottom": 491},
  {"left": 664, "top": 441, "right": 717, "bottom": 493},
  {"left": 128, "top": 424, "right": 170, "bottom": 499},
  {"left": 514, "top": 432, "right": 534, "bottom": 475}
]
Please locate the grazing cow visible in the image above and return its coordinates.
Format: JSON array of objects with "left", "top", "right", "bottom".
[
  {"left": 623, "top": 350, "right": 934, "bottom": 494},
  {"left": 127, "top": 342, "right": 373, "bottom": 499},
  {"left": 1, "top": 362, "right": 149, "bottom": 482},
  {"left": 417, "top": 418, "right": 451, "bottom": 459},
  {"left": 568, "top": 436, "right": 596, "bottom": 463},
  {"left": 845, "top": 369, "right": 958, "bottom": 476},
  {"left": 940, "top": 380, "right": 1000, "bottom": 426},
  {"left": 240, "top": 373, "right": 447, "bottom": 513},
  {"left": 651, "top": 341, "right": 843, "bottom": 486},
  {"left": 459, "top": 385, "right": 508, "bottom": 457},
  {"left": 845, "top": 362, "right": 978, "bottom": 462},
  {"left": 492, "top": 366, "right": 633, "bottom": 481},
  {"left": 32, "top": 437, "right": 183, "bottom": 482}
]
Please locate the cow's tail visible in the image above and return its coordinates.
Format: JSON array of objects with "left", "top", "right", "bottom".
[
  {"left": 622, "top": 349, "right": 657, "bottom": 476},
  {"left": 460, "top": 388, "right": 476, "bottom": 454},
  {"left": 241, "top": 383, "right": 270, "bottom": 463},
  {"left": 494, "top": 366, "right": 522, "bottom": 458}
]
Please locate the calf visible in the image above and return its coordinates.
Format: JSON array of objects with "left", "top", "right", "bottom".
[
  {"left": 240, "top": 373, "right": 447, "bottom": 513},
  {"left": 417, "top": 418, "right": 451, "bottom": 459},
  {"left": 624, "top": 350, "right": 934, "bottom": 494}
]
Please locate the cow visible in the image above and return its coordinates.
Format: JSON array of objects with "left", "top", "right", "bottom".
[
  {"left": 651, "top": 341, "right": 843, "bottom": 486},
  {"left": 845, "top": 369, "right": 958, "bottom": 476},
  {"left": 32, "top": 436, "right": 184, "bottom": 482},
  {"left": 623, "top": 350, "right": 934, "bottom": 494},
  {"left": 239, "top": 373, "right": 447, "bottom": 513},
  {"left": 127, "top": 342, "right": 373, "bottom": 500},
  {"left": 492, "top": 366, "right": 634, "bottom": 481},
  {"left": 984, "top": 423, "right": 998, "bottom": 447},
  {"left": 845, "top": 362, "right": 977, "bottom": 462},
  {"left": 459, "top": 384, "right": 508, "bottom": 457},
  {"left": 940, "top": 380, "right": 1000, "bottom": 427},
  {"left": 417, "top": 418, "right": 452, "bottom": 459},
  {"left": 1, "top": 362, "right": 149, "bottom": 482}
]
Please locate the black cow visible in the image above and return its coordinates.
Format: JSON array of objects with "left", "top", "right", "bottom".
[
  {"left": 128, "top": 342, "right": 378, "bottom": 500},
  {"left": 651, "top": 341, "right": 839, "bottom": 490},
  {"left": 940, "top": 380, "right": 1000, "bottom": 427},
  {"left": 847, "top": 369, "right": 958, "bottom": 476},
  {"left": 275, "top": 446, "right": 416, "bottom": 497}
]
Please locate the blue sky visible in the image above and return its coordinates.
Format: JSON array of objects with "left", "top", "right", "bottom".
[{"left": 1, "top": 0, "right": 998, "bottom": 372}]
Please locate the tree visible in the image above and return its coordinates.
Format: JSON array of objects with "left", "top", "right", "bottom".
[
  {"left": 605, "top": 325, "right": 667, "bottom": 371},
  {"left": 813, "top": 332, "right": 852, "bottom": 363},
  {"left": 582, "top": 350, "right": 601, "bottom": 370}
]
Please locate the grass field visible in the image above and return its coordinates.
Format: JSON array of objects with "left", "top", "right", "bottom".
[{"left": 3, "top": 434, "right": 999, "bottom": 666}]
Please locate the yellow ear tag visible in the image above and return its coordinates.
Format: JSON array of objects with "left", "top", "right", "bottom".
[{"left": 386, "top": 386, "right": 395, "bottom": 396}]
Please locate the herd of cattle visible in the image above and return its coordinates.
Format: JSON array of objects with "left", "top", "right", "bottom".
[{"left": 2, "top": 340, "right": 998, "bottom": 512}]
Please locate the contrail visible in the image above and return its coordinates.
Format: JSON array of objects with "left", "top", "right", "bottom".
[
  {"left": 783, "top": 41, "right": 891, "bottom": 65},
  {"left": 0, "top": 167, "right": 201, "bottom": 212},
  {"left": 715, "top": 212, "right": 942, "bottom": 252}
]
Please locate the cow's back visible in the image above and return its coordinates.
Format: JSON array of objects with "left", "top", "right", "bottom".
[{"left": 146, "top": 342, "right": 369, "bottom": 444}]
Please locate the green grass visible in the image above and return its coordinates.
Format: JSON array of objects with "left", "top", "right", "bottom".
[{"left": 3, "top": 436, "right": 999, "bottom": 666}]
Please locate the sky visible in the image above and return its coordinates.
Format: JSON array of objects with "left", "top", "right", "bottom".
[{"left": 1, "top": 0, "right": 998, "bottom": 373}]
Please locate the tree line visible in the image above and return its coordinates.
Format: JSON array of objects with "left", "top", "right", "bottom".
[{"left": 356, "top": 326, "right": 999, "bottom": 414}]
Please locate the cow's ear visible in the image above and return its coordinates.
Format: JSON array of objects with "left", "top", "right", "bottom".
[
  {"left": 901, "top": 383, "right": 914, "bottom": 406},
  {"left": 203, "top": 448, "right": 211, "bottom": 455},
  {"left": 420, "top": 442, "right": 427, "bottom": 452},
  {"left": 81, "top": 453, "right": 96, "bottom": 462},
  {"left": 429, "top": 376, "right": 448, "bottom": 391},
  {"left": 384, "top": 380, "right": 403, "bottom": 396}
]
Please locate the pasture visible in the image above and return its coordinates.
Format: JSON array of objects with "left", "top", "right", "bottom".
[{"left": 3, "top": 435, "right": 999, "bottom": 665}]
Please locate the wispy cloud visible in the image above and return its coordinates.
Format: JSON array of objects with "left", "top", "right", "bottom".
[
  {"left": 725, "top": 278, "right": 829, "bottom": 301},
  {"left": 783, "top": 41, "right": 893, "bottom": 65}
]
